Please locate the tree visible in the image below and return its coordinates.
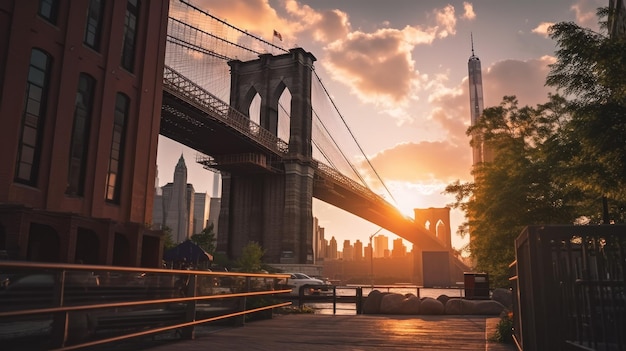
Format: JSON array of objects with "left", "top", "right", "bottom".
[
  {"left": 236, "top": 242, "right": 265, "bottom": 273},
  {"left": 190, "top": 223, "right": 216, "bottom": 255},
  {"left": 546, "top": 9, "right": 626, "bottom": 217},
  {"left": 162, "top": 225, "right": 176, "bottom": 250},
  {"left": 446, "top": 95, "right": 587, "bottom": 287}
]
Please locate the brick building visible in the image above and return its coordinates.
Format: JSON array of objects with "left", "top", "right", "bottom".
[{"left": 0, "top": 0, "right": 170, "bottom": 266}]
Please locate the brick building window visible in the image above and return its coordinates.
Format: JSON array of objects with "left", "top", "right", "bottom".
[
  {"left": 67, "top": 73, "right": 95, "bottom": 196},
  {"left": 105, "top": 93, "right": 129, "bottom": 203},
  {"left": 84, "top": 0, "right": 105, "bottom": 50},
  {"left": 38, "top": 0, "right": 59, "bottom": 24},
  {"left": 16, "top": 49, "right": 51, "bottom": 185},
  {"left": 120, "top": 0, "right": 139, "bottom": 72}
]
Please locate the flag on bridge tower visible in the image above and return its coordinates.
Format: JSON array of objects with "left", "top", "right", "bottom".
[{"left": 273, "top": 30, "right": 283, "bottom": 41}]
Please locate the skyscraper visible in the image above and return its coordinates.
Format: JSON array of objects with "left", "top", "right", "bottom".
[
  {"left": 468, "top": 35, "right": 492, "bottom": 166},
  {"left": 154, "top": 155, "right": 195, "bottom": 243}
]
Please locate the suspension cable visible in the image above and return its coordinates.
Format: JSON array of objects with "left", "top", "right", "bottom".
[{"left": 312, "top": 70, "right": 398, "bottom": 205}]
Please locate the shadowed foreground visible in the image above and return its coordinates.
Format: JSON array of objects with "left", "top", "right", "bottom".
[{"left": 149, "top": 314, "right": 515, "bottom": 351}]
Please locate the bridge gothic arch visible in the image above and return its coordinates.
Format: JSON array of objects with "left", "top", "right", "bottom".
[{"left": 229, "top": 48, "right": 316, "bottom": 157}]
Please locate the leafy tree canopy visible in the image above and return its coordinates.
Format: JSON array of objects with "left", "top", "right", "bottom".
[
  {"left": 190, "top": 223, "right": 216, "bottom": 255},
  {"left": 236, "top": 242, "right": 265, "bottom": 273}
]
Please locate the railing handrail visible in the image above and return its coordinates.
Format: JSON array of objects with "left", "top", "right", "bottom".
[{"left": 0, "top": 261, "right": 292, "bottom": 350}]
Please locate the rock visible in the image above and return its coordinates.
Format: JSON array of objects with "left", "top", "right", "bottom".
[
  {"left": 445, "top": 298, "right": 465, "bottom": 314},
  {"left": 363, "top": 290, "right": 383, "bottom": 314},
  {"left": 380, "top": 293, "right": 405, "bottom": 314},
  {"left": 471, "top": 300, "right": 505, "bottom": 315},
  {"left": 419, "top": 297, "right": 444, "bottom": 315},
  {"left": 399, "top": 295, "right": 420, "bottom": 314},
  {"left": 445, "top": 299, "right": 506, "bottom": 315},
  {"left": 437, "top": 294, "right": 450, "bottom": 306},
  {"left": 491, "top": 288, "right": 512, "bottom": 309}
]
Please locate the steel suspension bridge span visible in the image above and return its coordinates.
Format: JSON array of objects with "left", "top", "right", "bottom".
[{"left": 160, "top": 1, "right": 464, "bottom": 284}]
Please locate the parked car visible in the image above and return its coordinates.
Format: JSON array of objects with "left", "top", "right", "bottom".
[{"left": 283, "top": 273, "right": 331, "bottom": 296}]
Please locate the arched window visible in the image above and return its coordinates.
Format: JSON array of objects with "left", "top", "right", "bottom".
[
  {"left": 16, "top": 48, "right": 52, "bottom": 186},
  {"left": 67, "top": 73, "right": 96, "bottom": 196},
  {"left": 105, "top": 93, "right": 129, "bottom": 203}
]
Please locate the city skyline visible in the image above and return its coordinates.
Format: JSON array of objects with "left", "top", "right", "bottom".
[{"left": 157, "top": 0, "right": 606, "bottom": 252}]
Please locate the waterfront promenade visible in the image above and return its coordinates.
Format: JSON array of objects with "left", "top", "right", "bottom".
[{"left": 148, "top": 314, "right": 516, "bottom": 351}]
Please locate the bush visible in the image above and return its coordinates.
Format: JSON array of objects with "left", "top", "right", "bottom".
[{"left": 491, "top": 311, "right": 513, "bottom": 343}]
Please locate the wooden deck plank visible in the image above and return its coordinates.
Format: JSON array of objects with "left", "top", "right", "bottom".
[{"left": 148, "top": 314, "right": 516, "bottom": 351}]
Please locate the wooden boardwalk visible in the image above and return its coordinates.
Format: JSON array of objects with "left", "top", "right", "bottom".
[{"left": 148, "top": 314, "right": 517, "bottom": 351}]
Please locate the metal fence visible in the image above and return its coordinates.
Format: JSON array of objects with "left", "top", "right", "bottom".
[
  {"left": 0, "top": 261, "right": 291, "bottom": 350},
  {"left": 510, "top": 225, "right": 626, "bottom": 351}
]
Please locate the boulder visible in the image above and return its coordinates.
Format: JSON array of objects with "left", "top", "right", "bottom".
[
  {"left": 436, "top": 294, "right": 451, "bottom": 306},
  {"left": 445, "top": 298, "right": 505, "bottom": 315},
  {"left": 380, "top": 293, "right": 405, "bottom": 314},
  {"left": 399, "top": 295, "right": 420, "bottom": 314},
  {"left": 363, "top": 290, "right": 383, "bottom": 314},
  {"left": 491, "top": 288, "right": 512, "bottom": 309},
  {"left": 419, "top": 297, "right": 444, "bottom": 315}
]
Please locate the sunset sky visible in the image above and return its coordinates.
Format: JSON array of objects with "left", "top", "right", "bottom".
[{"left": 156, "top": 0, "right": 606, "bottom": 252}]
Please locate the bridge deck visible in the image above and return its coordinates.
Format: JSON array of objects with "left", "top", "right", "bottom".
[{"left": 148, "top": 314, "right": 516, "bottom": 351}]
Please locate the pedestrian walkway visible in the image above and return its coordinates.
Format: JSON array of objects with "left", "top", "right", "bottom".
[{"left": 148, "top": 314, "right": 517, "bottom": 351}]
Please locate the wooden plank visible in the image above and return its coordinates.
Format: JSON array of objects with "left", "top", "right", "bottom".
[{"left": 147, "top": 314, "right": 515, "bottom": 351}]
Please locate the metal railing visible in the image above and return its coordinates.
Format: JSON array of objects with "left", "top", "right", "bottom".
[
  {"left": 0, "top": 261, "right": 291, "bottom": 350},
  {"left": 162, "top": 65, "right": 289, "bottom": 155},
  {"left": 511, "top": 225, "right": 626, "bottom": 351}
]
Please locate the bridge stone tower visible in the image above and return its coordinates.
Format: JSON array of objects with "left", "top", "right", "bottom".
[{"left": 217, "top": 48, "right": 317, "bottom": 264}]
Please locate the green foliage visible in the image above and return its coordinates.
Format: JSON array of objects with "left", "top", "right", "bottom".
[
  {"left": 190, "top": 223, "right": 216, "bottom": 254},
  {"left": 448, "top": 95, "right": 586, "bottom": 287},
  {"left": 546, "top": 10, "right": 626, "bottom": 203},
  {"left": 490, "top": 312, "right": 514, "bottom": 344},
  {"left": 276, "top": 305, "right": 315, "bottom": 314},
  {"left": 162, "top": 225, "right": 176, "bottom": 250},
  {"left": 236, "top": 242, "right": 265, "bottom": 273}
]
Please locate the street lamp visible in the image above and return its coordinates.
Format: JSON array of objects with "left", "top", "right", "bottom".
[{"left": 369, "top": 228, "right": 383, "bottom": 287}]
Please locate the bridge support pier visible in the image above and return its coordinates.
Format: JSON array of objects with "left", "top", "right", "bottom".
[{"left": 217, "top": 48, "right": 317, "bottom": 264}]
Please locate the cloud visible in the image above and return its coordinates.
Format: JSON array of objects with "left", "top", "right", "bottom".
[
  {"left": 321, "top": 3, "right": 472, "bottom": 120},
  {"left": 570, "top": 0, "right": 604, "bottom": 30},
  {"left": 462, "top": 2, "right": 476, "bottom": 20},
  {"left": 193, "top": 0, "right": 290, "bottom": 40},
  {"left": 435, "top": 5, "right": 457, "bottom": 38},
  {"left": 323, "top": 27, "right": 430, "bottom": 110},
  {"left": 532, "top": 22, "right": 555, "bottom": 37},
  {"left": 364, "top": 57, "right": 556, "bottom": 185},
  {"left": 284, "top": 0, "right": 351, "bottom": 42},
  {"left": 366, "top": 141, "right": 472, "bottom": 184}
]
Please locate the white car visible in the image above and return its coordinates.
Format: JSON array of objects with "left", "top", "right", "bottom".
[{"left": 284, "top": 273, "right": 330, "bottom": 296}]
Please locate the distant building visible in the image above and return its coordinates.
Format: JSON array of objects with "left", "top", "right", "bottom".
[
  {"left": 206, "top": 171, "right": 221, "bottom": 235},
  {"left": 343, "top": 240, "right": 353, "bottom": 261},
  {"left": 374, "top": 235, "right": 388, "bottom": 258},
  {"left": 354, "top": 240, "right": 363, "bottom": 260},
  {"left": 153, "top": 155, "right": 195, "bottom": 243},
  {"left": 193, "top": 193, "right": 209, "bottom": 234},
  {"left": 0, "top": 0, "right": 170, "bottom": 266},
  {"left": 392, "top": 238, "right": 407, "bottom": 258},
  {"left": 329, "top": 236, "right": 338, "bottom": 259},
  {"left": 468, "top": 35, "right": 492, "bottom": 166}
]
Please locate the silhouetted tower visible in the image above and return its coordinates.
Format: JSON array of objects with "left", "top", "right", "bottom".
[{"left": 468, "top": 35, "right": 492, "bottom": 167}]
